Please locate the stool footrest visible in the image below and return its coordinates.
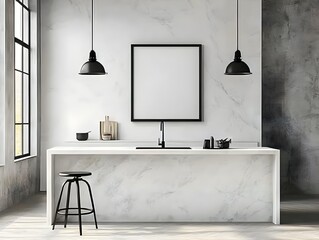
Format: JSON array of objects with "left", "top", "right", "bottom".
[
  {"left": 57, "top": 207, "right": 94, "bottom": 216},
  {"left": 52, "top": 173, "right": 98, "bottom": 235}
]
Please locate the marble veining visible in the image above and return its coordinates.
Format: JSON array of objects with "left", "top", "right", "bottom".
[
  {"left": 48, "top": 148, "right": 279, "bottom": 223},
  {"left": 40, "top": 0, "right": 262, "bottom": 190}
]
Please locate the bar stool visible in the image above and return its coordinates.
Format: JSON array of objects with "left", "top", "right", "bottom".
[{"left": 52, "top": 171, "right": 98, "bottom": 235}]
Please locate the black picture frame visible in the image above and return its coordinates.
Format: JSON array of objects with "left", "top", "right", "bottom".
[{"left": 131, "top": 44, "right": 202, "bottom": 122}]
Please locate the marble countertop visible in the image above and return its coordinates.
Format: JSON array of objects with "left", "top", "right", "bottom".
[
  {"left": 47, "top": 146, "right": 280, "bottom": 224},
  {"left": 47, "top": 146, "right": 279, "bottom": 155}
]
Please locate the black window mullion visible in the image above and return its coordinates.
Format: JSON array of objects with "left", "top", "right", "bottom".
[
  {"left": 28, "top": 59, "right": 31, "bottom": 155},
  {"left": 15, "top": 68, "right": 29, "bottom": 75},
  {"left": 15, "top": 38, "right": 29, "bottom": 49},
  {"left": 21, "top": 123, "right": 23, "bottom": 154},
  {"left": 15, "top": 153, "right": 30, "bottom": 160},
  {"left": 16, "top": 0, "right": 29, "bottom": 11},
  {"left": 21, "top": 74, "right": 24, "bottom": 154},
  {"left": 14, "top": 69, "right": 16, "bottom": 156}
]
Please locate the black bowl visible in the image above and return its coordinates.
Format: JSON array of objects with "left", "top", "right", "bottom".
[{"left": 76, "top": 132, "right": 89, "bottom": 141}]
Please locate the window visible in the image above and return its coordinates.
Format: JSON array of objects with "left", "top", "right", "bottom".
[{"left": 14, "top": 0, "right": 30, "bottom": 159}]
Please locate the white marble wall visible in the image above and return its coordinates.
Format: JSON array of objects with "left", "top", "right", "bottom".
[
  {"left": 41, "top": 0, "right": 261, "bottom": 190},
  {"left": 53, "top": 154, "right": 273, "bottom": 222}
]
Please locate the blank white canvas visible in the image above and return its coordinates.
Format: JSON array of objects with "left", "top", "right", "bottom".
[{"left": 133, "top": 46, "right": 200, "bottom": 120}]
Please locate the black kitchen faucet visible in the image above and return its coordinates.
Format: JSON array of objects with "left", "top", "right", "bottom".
[{"left": 158, "top": 121, "right": 165, "bottom": 148}]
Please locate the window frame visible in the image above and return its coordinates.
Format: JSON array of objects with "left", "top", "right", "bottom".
[{"left": 14, "top": 0, "right": 31, "bottom": 160}]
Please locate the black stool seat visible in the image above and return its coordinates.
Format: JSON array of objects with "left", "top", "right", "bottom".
[
  {"left": 52, "top": 171, "right": 97, "bottom": 236},
  {"left": 59, "top": 171, "right": 92, "bottom": 177}
]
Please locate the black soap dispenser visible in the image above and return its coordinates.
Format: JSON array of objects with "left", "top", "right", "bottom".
[{"left": 210, "top": 136, "right": 214, "bottom": 149}]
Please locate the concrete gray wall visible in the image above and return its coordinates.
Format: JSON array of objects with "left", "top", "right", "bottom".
[
  {"left": 0, "top": 0, "right": 40, "bottom": 212},
  {"left": 0, "top": 0, "right": 5, "bottom": 167},
  {"left": 263, "top": 0, "right": 319, "bottom": 194}
]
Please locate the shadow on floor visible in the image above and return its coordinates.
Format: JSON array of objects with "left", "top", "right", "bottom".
[{"left": 281, "top": 194, "right": 319, "bottom": 225}]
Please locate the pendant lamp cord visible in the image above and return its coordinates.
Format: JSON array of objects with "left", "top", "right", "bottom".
[
  {"left": 236, "top": 0, "right": 239, "bottom": 50},
  {"left": 91, "top": 0, "right": 94, "bottom": 50}
]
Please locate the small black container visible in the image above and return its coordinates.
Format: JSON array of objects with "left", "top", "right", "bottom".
[
  {"left": 216, "top": 138, "right": 231, "bottom": 149},
  {"left": 203, "top": 139, "right": 210, "bottom": 149},
  {"left": 76, "top": 131, "right": 91, "bottom": 141}
]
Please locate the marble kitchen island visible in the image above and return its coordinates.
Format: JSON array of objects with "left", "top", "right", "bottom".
[{"left": 47, "top": 147, "right": 280, "bottom": 224}]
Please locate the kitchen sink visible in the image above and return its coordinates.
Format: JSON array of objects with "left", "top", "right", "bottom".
[{"left": 136, "top": 147, "right": 191, "bottom": 149}]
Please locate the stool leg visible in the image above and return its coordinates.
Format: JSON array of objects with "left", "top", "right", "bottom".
[
  {"left": 75, "top": 179, "right": 82, "bottom": 236},
  {"left": 52, "top": 180, "right": 69, "bottom": 230},
  {"left": 82, "top": 179, "right": 98, "bottom": 229},
  {"left": 64, "top": 180, "right": 72, "bottom": 228}
]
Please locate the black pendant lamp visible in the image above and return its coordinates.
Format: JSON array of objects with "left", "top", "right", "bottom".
[
  {"left": 225, "top": 0, "right": 251, "bottom": 75},
  {"left": 79, "top": 0, "right": 106, "bottom": 75}
]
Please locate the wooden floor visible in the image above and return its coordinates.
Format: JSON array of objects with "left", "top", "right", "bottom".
[{"left": 0, "top": 193, "right": 319, "bottom": 239}]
